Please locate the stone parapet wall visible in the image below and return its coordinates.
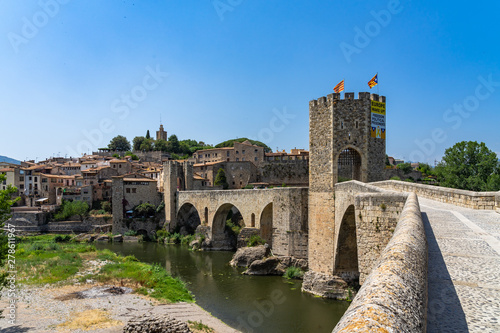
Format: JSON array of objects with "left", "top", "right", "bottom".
[
  {"left": 334, "top": 181, "right": 408, "bottom": 284},
  {"left": 333, "top": 193, "right": 427, "bottom": 333},
  {"left": 373, "top": 180, "right": 497, "bottom": 210}
]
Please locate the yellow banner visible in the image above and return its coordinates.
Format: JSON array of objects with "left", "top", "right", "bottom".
[{"left": 371, "top": 101, "right": 386, "bottom": 139}]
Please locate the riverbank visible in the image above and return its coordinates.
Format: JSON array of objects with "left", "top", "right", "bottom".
[{"left": 0, "top": 235, "right": 240, "bottom": 332}]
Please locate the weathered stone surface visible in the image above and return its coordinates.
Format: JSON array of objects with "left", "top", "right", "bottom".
[
  {"left": 95, "top": 235, "right": 109, "bottom": 242},
  {"left": 332, "top": 193, "right": 427, "bottom": 333},
  {"left": 112, "top": 234, "right": 123, "bottom": 242},
  {"left": 373, "top": 180, "right": 499, "bottom": 210},
  {"left": 230, "top": 245, "right": 269, "bottom": 267},
  {"left": 244, "top": 257, "right": 282, "bottom": 275},
  {"left": 301, "top": 271, "right": 351, "bottom": 300},
  {"left": 123, "top": 314, "right": 192, "bottom": 333},
  {"left": 123, "top": 235, "right": 139, "bottom": 242},
  {"left": 237, "top": 228, "right": 260, "bottom": 248}
]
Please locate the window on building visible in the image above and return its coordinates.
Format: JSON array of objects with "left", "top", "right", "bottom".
[
  {"left": 254, "top": 157, "right": 258, "bottom": 161},
  {"left": 242, "top": 150, "right": 245, "bottom": 154},
  {"left": 341, "top": 121, "right": 344, "bottom": 129},
  {"left": 255, "top": 149, "right": 258, "bottom": 153},
  {"left": 242, "top": 158, "right": 245, "bottom": 161},
  {"left": 34, "top": 177, "right": 38, "bottom": 182},
  {"left": 227, "top": 151, "right": 230, "bottom": 157},
  {"left": 19, "top": 176, "right": 24, "bottom": 181},
  {"left": 126, "top": 188, "right": 130, "bottom": 193},
  {"left": 119, "top": 164, "right": 122, "bottom": 168},
  {"left": 236, "top": 151, "right": 239, "bottom": 154},
  {"left": 19, "top": 184, "right": 24, "bottom": 189},
  {"left": 227, "top": 158, "right": 230, "bottom": 162},
  {"left": 236, "top": 158, "right": 239, "bottom": 161},
  {"left": 132, "top": 188, "right": 136, "bottom": 193},
  {"left": 356, "top": 121, "right": 359, "bottom": 129},
  {"left": 29, "top": 176, "right": 32, "bottom": 181}
]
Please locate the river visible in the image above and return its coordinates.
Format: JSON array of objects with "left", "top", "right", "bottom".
[{"left": 97, "top": 242, "right": 349, "bottom": 333}]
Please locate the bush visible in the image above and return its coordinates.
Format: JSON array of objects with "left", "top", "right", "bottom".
[
  {"left": 54, "top": 235, "right": 72, "bottom": 243},
  {"left": 134, "top": 203, "right": 156, "bottom": 218},
  {"left": 54, "top": 200, "right": 89, "bottom": 221},
  {"left": 225, "top": 219, "right": 242, "bottom": 235},
  {"left": 101, "top": 201, "right": 112, "bottom": 213},
  {"left": 243, "top": 185, "right": 254, "bottom": 189},
  {"left": 397, "top": 163, "right": 413, "bottom": 174},
  {"left": 390, "top": 176, "right": 401, "bottom": 181},
  {"left": 247, "top": 235, "right": 266, "bottom": 247},
  {"left": 283, "top": 266, "right": 304, "bottom": 280},
  {"left": 124, "top": 230, "right": 137, "bottom": 236}
]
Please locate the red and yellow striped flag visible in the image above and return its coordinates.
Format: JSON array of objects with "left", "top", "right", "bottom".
[
  {"left": 334, "top": 80, "right": 345, "bottom": 93},
  {"left": 368, "top": 73, "right": 378, "bottom": 89}
]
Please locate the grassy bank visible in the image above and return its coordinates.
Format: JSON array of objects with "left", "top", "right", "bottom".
[{"left": 12, "top": 234, "right": 193, "bottom": 303}]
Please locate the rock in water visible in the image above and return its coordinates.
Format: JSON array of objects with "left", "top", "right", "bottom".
[{"left": 229, "top": 244, "right": 270, "bottom": 267}]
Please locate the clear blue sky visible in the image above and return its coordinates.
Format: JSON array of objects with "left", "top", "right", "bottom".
[{"left": 1, "top": 0, "right": 499, "bottom": 164}]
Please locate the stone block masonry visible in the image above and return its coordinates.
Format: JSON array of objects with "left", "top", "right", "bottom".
[
  {"left": 373, "top": 180, "right": 498, "bottom": 210},
  {"left": 333, "top": 193, "right": 428, "bottom": 333}
]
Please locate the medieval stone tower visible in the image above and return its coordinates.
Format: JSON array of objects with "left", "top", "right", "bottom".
[{"left": 308, "top": 92, "right": 386, "bottom": 274}]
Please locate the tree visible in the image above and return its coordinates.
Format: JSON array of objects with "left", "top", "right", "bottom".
[
  {"left": 108, "top": 135, "right": 131, "bottom": 151},
  {"left": 139, "top": 138, "right": 154, "bottom": 152},
  {"left": 214, "top": 168, "right": 229, "bottom": 189},
  {"left": 133, "top": 136, "right": 146, "bottom": 151},
  {"left": 215, "top": 138, "right": 272, "bottom": 152},
  {"left": 397, "top": 162, "right": 413, "bottom": 174},
  {"left": 134, "top": 203, "right": 156, "bottom": 217},
  {"left": 385, "top": 154, "right": 391, "bottom": 166},
  {"left": 55, "top": 200, "right": 89, "bottom": 221},
  {"left": 435, "top": 141, "right": 500, "bottom": 191},
  {"left": 0, "top": 174, "right": 20, "bottom": 300},
  {"left": 167, "top": 135, "right": 180, "bottom": 154},
  {"left": 154, "top": 139, "right": 168, "bottom": 152},
  {"left": 417, "top": 163, "right": 433, "bottom": 176},
  {"left": 146, "top": 130, "right": 151, "bottom": 139}
]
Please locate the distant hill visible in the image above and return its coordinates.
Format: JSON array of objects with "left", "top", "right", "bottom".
[
  {"left": 215, "top": 138, "right": 272, "bottom": 153},
  {"left": 0, "top": 155, "right": 21, "bottom": 165}
]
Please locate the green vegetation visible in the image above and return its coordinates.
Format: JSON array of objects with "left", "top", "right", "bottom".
[
  {"left": 133, "top": 203, "right": 156, "bottom": 218},
  {"left": 54, "top": 200, "right": 89, "bottom": 221},
  {"left": 214, "top": 168, "right": 229, "bottom": 189},
  {"left": 108, "top": 135, "right": 131, "bottom": 151},
  {"left": 283, "top": 266, "right": 304, "bottom": 280},
  {"left": 133, "top": 133, "right": 213, "bottom": 159},
  {"left": 337, "top": 176, "right": 351, "bottom": 183},
  {"left": 225, "top": 219, "right": 242, "bottom": 235},
  {"left": 13, "top": 235, "right": 193, "bottom": 303},
  {"left": 390, "top": 176, "right": 401, "bottom": 181},
  {"left": 101, "top": 201, "right": 112, "bottom": 213},
  {"left": 124, "top": 151, "right": 139, "bottom": 160},
  {"left": 417, "top": 163, "right": 434, "bottom": 176},
  {"left": 435, "top": 141, "right": 500, "bottom": 191},
  {"left": 124, "top": 230, "right": 137, "bottom": 236},
  {"left": 215, "top": 138, "right": 272, "bottom": 152},
  {"left": 396, "top": 162, "right": 413, "bottom": 174},
  {"left": 0, "top": 174, "right": 20, "bottom": 312},
  {"left": 188, "top": 320, "right": 215, "bottom": 333},
  {"left": 247, "top": 234, "right": 266, "bottom": 247}
]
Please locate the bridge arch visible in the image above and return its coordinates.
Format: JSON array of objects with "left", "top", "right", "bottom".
[
  {"left": 334, "top": 204, "right": 359, "bottom": 283},
  {"left": 337, "top": 146, "right": 363, "bottom": 182},
  {"left": 259, "top": 203, "right": 273, "bottom": 247},
  {"left": 176, "top": 202, "right": 202, "bottom": 235},
  {"left": 212, "top": 203, "right": 245, "bottom": 250}
]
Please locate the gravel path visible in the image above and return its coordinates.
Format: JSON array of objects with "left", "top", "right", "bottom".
[
  {"left": 420, "top": 197, "right": 500, "bottom": 333},
  {"left": 0, "top": 273, "right": 240, "bottom": 333}
]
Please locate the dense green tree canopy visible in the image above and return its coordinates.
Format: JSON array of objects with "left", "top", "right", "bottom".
[
  {"left": 435, "top": 141, "right": 500, "bottom": 191},
  {"left": 108, "top": 135, "right": 131, "bottom": 151},
  {"left": 215, "top": 138, "right": 272, "bottom": 152}
]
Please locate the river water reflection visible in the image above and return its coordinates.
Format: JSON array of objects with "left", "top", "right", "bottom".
[{"left": 97, "top": 242, "right": 349, "bottom": 333}]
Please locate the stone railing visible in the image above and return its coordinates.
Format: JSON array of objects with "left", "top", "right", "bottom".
[
  {"left": 373, "top": 180, "right": 498, "bottom": 210},
  {"left": 332, "top": 193, "right": 427, "bottom": 332}
]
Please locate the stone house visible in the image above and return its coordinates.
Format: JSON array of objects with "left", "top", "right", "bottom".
[{"left": 193, "top": 140, "right": 266, "bottom": 167}]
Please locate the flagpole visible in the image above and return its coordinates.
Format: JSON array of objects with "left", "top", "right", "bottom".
[{"left": 377, "top": 72, "right": 379, "bottom": 95}]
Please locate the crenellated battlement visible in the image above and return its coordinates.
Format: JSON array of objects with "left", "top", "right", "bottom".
[{"left": 309, "top": 92, "right": 386, "bottom": 108}]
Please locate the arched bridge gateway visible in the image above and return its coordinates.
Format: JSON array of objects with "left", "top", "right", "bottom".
[{"left": 163, "top": 161, "right": 308, "bottom": 255}]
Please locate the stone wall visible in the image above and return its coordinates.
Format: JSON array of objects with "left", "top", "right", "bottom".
[
  {"left": 175, "top": 187, "right": 308, "bottom": 258},
  {"left": 332, "top": 193, "right": 428, "bottom": 332},
  {"left": 373, "top": 180, "right": 498, "bottom": 210},
  {"left": 333, "top": 181, "right": 408, "bottom": 284},
  {"left": 308, "top": 92, "right": 386, "bottom": 275},
  {"left": 258, "top": 160, "right": 309, "bottom": 186}
]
